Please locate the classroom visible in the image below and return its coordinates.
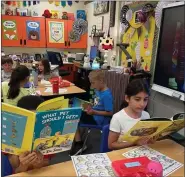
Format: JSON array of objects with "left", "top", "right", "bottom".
[{"left": 1, "top": 1, "right": 185, "bottom": 177}]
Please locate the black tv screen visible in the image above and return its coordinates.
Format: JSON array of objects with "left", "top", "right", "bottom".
[{"left": 154, "top": 4, "right": 185, "bottom": 94}]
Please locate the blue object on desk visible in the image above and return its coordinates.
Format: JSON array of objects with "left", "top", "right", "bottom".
[
  {"left": 90, "top": 46, "right": 98, "bottom": 60},
  {"left": 24, "top": 82, "right": 32, "bottom": 88}
]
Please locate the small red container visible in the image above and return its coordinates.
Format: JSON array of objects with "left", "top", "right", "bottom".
[{"left": 52, "top": 80, "right": 59, "bottom": 94}]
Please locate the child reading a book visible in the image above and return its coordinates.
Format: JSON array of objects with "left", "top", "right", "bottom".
[
  {"left": 108, "top": 79, "right": 152, "bottom": 150},
  {"left": 71, "top": 70, "right": 113, "bottom": 155},
  {"left": 3, "top": 96, "right": 48, "bottom": 174},
  {"left": 38, "top": 59, "right": 59, "bottom": 81},
  {"left": 2, "top": 65, "right": 30, "bottom": 106},
  {"left": 1, "top": 56, "right": 13, "bottom": 82}
]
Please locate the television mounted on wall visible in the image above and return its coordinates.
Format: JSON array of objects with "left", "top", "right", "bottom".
[{"left": 152, "top": 1, "right": 185, "bottom": 101}]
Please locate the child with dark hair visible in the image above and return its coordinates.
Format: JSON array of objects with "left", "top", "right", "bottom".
[
  {"left": 38, "top": 59, "right": 58, "bottom": 81},
  {"left": 1, "top": 56, "right": 13, "bottom": 82},
  {"left": 17, "top": 95, "right": 44, "bottom": 110},
  {"left": 108, "top": 79, "right": 151, "bottom": 150},
  {"left": 2, "top": 65, "right": 30, "bottom": 106}
]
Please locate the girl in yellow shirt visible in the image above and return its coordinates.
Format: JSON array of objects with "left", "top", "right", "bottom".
[{"left": 2, "top": 65, "right": 30, "bottom": 106}]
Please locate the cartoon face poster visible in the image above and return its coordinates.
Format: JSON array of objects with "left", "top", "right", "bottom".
[
  {"left": 26, "top": 21, "right": 40, "bottom": 41},
  {"left": 2, "top": 20, "right": 18, "bottom": 40}
]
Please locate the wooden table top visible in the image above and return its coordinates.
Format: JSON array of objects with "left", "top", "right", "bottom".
[
  {"left": 36, "top": 80, "right": 86, "bottom": 96},
  {"left": 8, "top": 139, "right": 184, "bottom": 176}
]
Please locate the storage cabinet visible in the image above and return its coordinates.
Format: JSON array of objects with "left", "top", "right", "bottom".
[
  {"left": 2, "top": 15, "right": 46, "bottom": 47},
  {"left": 45, "top": 19, "right": 68, "bottom": 48},
  {"left": 2, "top": 16, "right": 87, "bottom": 49},
  {"left": 46, "top": 19, "right": 87, "bottom": 49}
]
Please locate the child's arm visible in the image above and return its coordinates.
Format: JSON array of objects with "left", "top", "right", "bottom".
[
  {"left": 108, "top": 131, "right": 136, "bottom": 150},
  {"left": 87, "top": 109, "right": 113, "bottom": 116}
]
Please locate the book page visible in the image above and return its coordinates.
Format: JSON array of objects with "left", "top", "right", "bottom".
[
  {"left": 72, "top": 97, "right": 93, "bottom": 111},
  {"left": 120, "top": 121, "right": 172, "bottom": 143},
  {"left": 71, "top": 153, "right": 115, "bottom": 177},
  {"left": 123, "top": 146, "right": 183, "bottom": 176}
]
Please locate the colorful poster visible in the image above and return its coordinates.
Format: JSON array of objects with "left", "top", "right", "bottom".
[
  {"left": 49, "top": 21, "right": 64, "bottom": 43},
  {"left": 26, "top": 21, "right": 40, "bottom": 40},
  {"left": 2, "top": 20, "right": 18, "bottom": 40}
]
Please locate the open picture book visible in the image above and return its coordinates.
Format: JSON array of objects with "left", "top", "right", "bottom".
[
  {"left": 119, "top": 113, "right": 185, "bottom": 143},
  {"left": 72, "top": 97, "right": 93, "bottom": 111},
  {"left": 2, "top": 100, "right": 82, "bottom": 155}
]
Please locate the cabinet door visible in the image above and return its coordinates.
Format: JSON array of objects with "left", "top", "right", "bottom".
[
  {"left": 2, "top": 15, "right": 23, "bottom": 47},
  {"left": 67, "top": 20, "right": 87, "bottom": 49},
  {"left": 22, "top": 17, "right": 46, "bottom": 47},
  {"left": 46, "top": 19, "right": 68, "bottom": 48}
]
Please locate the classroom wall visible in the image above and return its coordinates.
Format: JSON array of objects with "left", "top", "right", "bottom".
[
  {"left": 2, "top": 1, "right": 86, "bottom": 55},
  {"left": 85, "top": 1, "right": 121, "bottom": 65}
]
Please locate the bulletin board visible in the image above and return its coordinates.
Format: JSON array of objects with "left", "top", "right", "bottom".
[{"left": 120, "top": 2, "right": 158, "bottom": 71}]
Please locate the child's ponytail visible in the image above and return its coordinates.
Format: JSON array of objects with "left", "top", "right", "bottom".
[{"left": 7, "top": 65, "right": 30, "bottom": 99}]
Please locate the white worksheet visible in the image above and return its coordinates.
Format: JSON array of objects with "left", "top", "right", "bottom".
[
  {"left": 123, "top": 146, "right": 183, "bottom": 176},
  {"left": 71, "top": 153, "right": 115, "bottom": 177}
]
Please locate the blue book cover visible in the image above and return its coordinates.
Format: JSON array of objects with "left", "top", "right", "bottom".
[{"left": 32, "top": 108, "right": 82, "bottom": 155}]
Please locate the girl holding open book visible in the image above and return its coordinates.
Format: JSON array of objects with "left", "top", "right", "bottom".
[{"left": 108, "top": 79, "right": 154, "bottom": 150}]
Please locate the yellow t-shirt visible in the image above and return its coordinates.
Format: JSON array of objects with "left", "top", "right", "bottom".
[{"left": 2, "top": 82, "right": 30, "bottom": 106}]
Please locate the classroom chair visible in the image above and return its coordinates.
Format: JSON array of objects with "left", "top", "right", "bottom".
[
  {"left": 100, "top": 124, "right": 111, "bottom": 153},
  {"left": 79, "top": 119, "right": 111, "bottom": 155},
  {"left": 2, "top": 153, "right": 13, "bottom": 176}
]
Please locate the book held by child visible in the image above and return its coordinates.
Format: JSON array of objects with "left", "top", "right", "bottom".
[
  {"left": 119, "top": 113, "right": 185, "bottom": 143},
  {"left": 2, "top": 101, "right": 82, "bottom": 155}
]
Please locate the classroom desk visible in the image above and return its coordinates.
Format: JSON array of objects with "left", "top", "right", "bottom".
[
  {"left": 8, "top": 139, "right": 184, "bottom": 177},
  {"left": 36, "top": 81, "right": 86, "bottom": 97}
]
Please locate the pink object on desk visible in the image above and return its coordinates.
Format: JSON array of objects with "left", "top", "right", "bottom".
[{"left": 112, "top": 156, "right": 163, "bottom": 177}]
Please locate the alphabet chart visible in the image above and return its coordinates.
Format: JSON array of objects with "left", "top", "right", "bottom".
[
  {"left": 71, "top": 153, "right": 115, "bottom": 177},
  {"left": 122, "top": 146, "right": 183, "bottom": 176}
]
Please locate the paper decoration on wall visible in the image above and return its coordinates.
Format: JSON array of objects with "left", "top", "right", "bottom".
[
  {"left": 49, "top": 21, "right": 64, "bottom": 43},
  {"left": 2, "top": 20, "right": 18, "bottom": 40},
  {"left": 61, "top": 1, "right": 66, "bottom": 7},
  {"left": 69, "top": 30, "right": 80, "bottom": 42},
  {"left": 73, "top": 19, "right": 88, "bottom": 35},
  {"left": 28, "top": 1, "right": 31, "bottom": 6},
  {"left": 77, "top": 10, "right": 86, "bottom": 20},
  {"left": 55, "top": 1, "right": 60, "bottom": 6},
  {"left": 17, "top": 1, "right": 21, "bottom": 7},
  {"left": 120, "top": 5, "right": 130, "bottom": 32},
  {"left": 12, "top": 1, "right": 16, "bottom": 6},
  {"left": 23, "top": 1, "right": 27, "bottom": 7},
  {"left": 155, "top": 1, "right": 174, "bottom": 28},
  {"left": 97, "top": 16, "right": 103, "bottom": 30},
  {"left": 69, "top": 19, "right": 88, "bottom": 42},
  {"left": 67, "top": 1, "right": 72, "bottom": 6},
  {"left": 99, "top": 36, "right": 113, "bottom": 50},
  {"left": 26, "top": 21, "right": 40, "bottom": 41}
]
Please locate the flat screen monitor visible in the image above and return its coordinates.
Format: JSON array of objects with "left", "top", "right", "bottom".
[{"left": 152, "top": 2, "right": 185, "bottom": 101}]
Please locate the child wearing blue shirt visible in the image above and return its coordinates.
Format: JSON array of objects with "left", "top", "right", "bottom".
[{"left": 70, "top": 70, "right": 113, "bottom": 155}]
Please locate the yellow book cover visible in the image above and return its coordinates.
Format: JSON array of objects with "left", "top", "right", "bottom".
[
  {"left": 2, "top": 103, "right": 36, "bottom": 155},
  {"left": 120, "top": 113, "right": 185, "bottom": 143},
  {"left": 36, "top": 96, "right": 69, "bottom": 112},
  {"left": 1, "top": 103, "right": 82, "bottom": 155},
  {"left": 154, "top": 113, "right": 185, "bottom": 139}
]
